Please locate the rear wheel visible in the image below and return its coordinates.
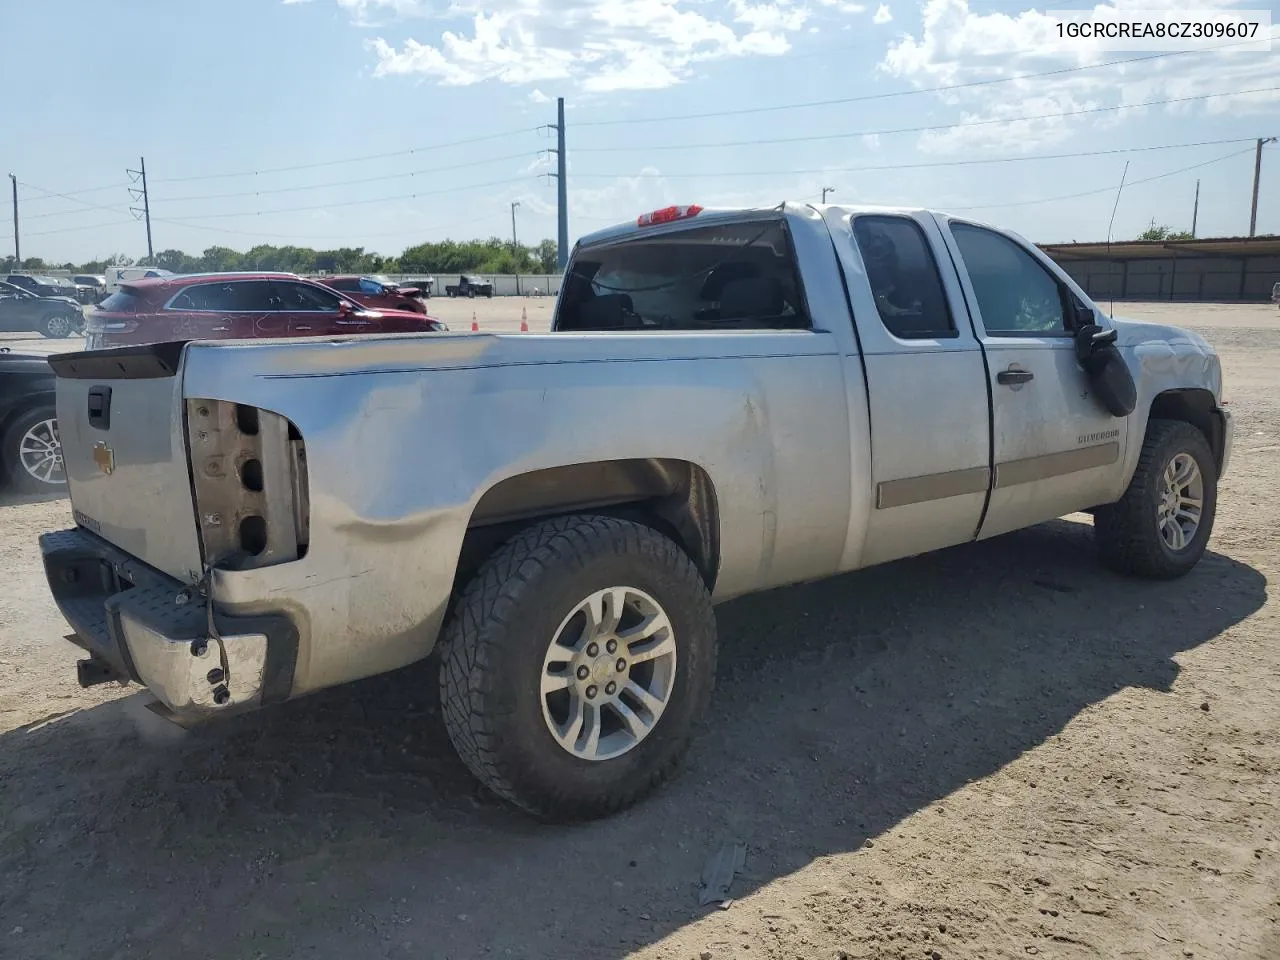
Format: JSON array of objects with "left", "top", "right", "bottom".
[
  {"left": 2, "top": 406, "right": 65, "bottom": 493},
  {"left": 438, "top": 514, "right": 718, "bottom": 820},
  {"left": 40, "top": 312, "right": 75, "bottom": 339},
  {"left": 1094, "top": 418, "right": 1217, "bottom": 579}
]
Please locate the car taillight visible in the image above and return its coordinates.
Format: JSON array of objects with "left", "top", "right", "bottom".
[
  {"left": 637, "top": 204, "right": 703, "bottom": 226},
  {"left": 84, "top": 315, "right": 139, "bottom": 334}
]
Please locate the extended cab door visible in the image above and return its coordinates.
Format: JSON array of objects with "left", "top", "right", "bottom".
[
  {"left": 937, "top": 217, "right": 1129, "bottom": 539},
  {"left": 824, "top": 209, "right": 991, "bottom": 567}
]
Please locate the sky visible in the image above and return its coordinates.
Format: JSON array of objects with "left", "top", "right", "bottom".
[{"left": 2, "top": 0, "right": 1277, "bottom": 264}]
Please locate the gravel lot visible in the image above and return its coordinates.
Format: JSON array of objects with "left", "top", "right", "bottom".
[{"left": 1, "top": 301, "right": 1278, "bottom": 960}]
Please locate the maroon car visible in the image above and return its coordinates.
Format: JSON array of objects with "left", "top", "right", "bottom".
[
  {"left": 313, "top": 274, "right": 428, "bottom": 314},
  {"left": 85, "top": 272, "right": 446, "bottom": 349}
]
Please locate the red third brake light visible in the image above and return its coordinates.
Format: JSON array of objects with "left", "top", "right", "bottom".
[{"left": 637, "top": 204, "right": 703, "bottom": 227}]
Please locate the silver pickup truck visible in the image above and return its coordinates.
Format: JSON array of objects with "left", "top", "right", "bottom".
[{"left": 40, "top": 202, "right": 1232, "bottom": 820}]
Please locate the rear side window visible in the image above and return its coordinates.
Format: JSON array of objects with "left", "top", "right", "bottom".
[
  {"left": 851, "top": 216, "right": 956, "bottom": 340},
  {"left": 169, "top": 281, "right": 277, "bottom": 312},
  {"left": 327, "top": 277, "right": 360, "bottom": 292},
  {"left": 98, "top": 289, "right": 145, "bottom": 313},
  {"left": 358, "top": 277, "right": 384, "bottom": 294},
  {"left": 557, "top": 219, "right": 809, "bottom": 332}
]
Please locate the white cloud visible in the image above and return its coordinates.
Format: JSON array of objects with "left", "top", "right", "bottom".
[
  {"left": 528, "top": 88, "right": 551, "bottom": 103},
  {"left": 872, "top": 3, "right": 892, "bottom": 24},
  {"left": 815, "top": 0, "right": 867, "bottom": 14},
  {"left": 303, "top": 0, "right": 813, "bottom": 90},
  {"left": 862, "top": 133, "right": 882, "bottom": 149},
  {"left": 879, "top": 0, "right": 1278, "bottom": 153}
]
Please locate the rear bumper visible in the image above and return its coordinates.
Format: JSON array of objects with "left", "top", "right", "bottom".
[{"left": 40, "top": 527, "right": 299, "bottom": 721}]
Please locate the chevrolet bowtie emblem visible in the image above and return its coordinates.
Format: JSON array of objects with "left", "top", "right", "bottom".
[{"left": 92, "top": 441, "right": 115, "bottom": 476}]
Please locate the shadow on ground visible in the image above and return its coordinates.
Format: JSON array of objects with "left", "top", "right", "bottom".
[
  {"left": 0, "top": 518, "right": 1266, "bottom": 960},
  {"left": 0, "top": 488, "right": 66, "bottom": 508}
]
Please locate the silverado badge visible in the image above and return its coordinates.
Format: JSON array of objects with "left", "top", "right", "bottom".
[{"left": 92, "top": 441, "right": 115, "bottom": 476}]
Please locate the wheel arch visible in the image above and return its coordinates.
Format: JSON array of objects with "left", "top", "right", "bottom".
[
  {"left": 456, "top": 458, "right": 721, "bottom": 594},
  {"left": 1147, "top": 388, "right": 1226, "bottom": 475}
]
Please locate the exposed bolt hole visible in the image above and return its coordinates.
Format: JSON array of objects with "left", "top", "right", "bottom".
[
  {"left": 235, "top": 404, "right": 259, "bottom": 436},
  {"left": 241, "top": 458, "right": 264, "bottom": 492},
  {"left": 239, "top": 515, "right": 268, "bottom": 556}
]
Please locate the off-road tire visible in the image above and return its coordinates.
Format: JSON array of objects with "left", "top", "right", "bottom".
[
  {"left": 438, "top": 514, "right": 718, "bottom": 821},
  {"left": 1094, "top": 418, "right": 1217, "bottom": 579}
]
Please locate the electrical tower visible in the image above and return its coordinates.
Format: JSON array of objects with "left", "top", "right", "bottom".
[
  {"left": 127, "top": 157, "right": 154, "bottom": 263},
  {"left": 8, "top": 174, "right": 18, "bottom": 268}
]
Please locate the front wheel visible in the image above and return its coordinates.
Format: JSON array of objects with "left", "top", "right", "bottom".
[
  {"left": 438, "top": 515, "right": 718, "bottom": 821},
  {"left": 1093, "top": 419, "right": 1217, "bottom": 579}
]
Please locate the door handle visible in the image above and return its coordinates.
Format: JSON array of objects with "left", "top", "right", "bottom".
[
  {"left": 997, "top": 368, "right": 1034, "bottom": 386},
  {"left": 87, "top": 385, "right": 112, "bottom": 430}
]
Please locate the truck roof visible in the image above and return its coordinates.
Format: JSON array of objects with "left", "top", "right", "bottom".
[{"left": 575, "top": 202, "right": 973, "bottom": 251}]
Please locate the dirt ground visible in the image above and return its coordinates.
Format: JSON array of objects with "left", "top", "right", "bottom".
[{"left": 1, "top": 301, "right": 1278, "bottom": 960}]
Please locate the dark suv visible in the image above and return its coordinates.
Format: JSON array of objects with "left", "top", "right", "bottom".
[{"left": 0, "top": 280, "right": 85, "bottom": 338}]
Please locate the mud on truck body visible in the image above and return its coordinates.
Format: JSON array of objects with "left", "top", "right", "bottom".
[{"left": 41, "top": 202, "right": 1231, "bottom": 820}]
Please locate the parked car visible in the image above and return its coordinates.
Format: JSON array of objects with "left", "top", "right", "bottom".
[
  {"left": 398, "top": 275, "right": 434, "bottom": 298},
  {"left": 444, "top": 274, "right": 493, "bottom": 298},
  {"left": 6, "top": 273, "right": 78, "bottom": 300},
  {"left": 0, "top": 347, "right": 61, "bottom": 493},
  {"left": 38, "top": 202, "right": 1231, "bottom": 821},
  {"left": 0, "top": 280, "right": 85, "bottom": 338},
  {"left": 84, "top": 271, "right": 447, "bottom": 349},
  {"left": 72, "top": 274, "right": 108, "bottom": 304},
  {"left": 312, "top": 275, "right": 428, "bottom": 314}
]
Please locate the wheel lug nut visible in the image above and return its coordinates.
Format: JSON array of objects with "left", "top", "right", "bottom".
[
  {"left": 605, "top": 681, "right": 617, "bottom": 695},
  {"left": 586, "top": 642, "right": 599, "bottom": 656},
  {"left": 576, "top": 666, "right": 589, "bottom": 680},
  {"left": 586, "top": 685, "right": 598, "bottom": 699},
  {"left": 606, "top": 639, "right": 617, "bottom": 654},
  {"left": 616, "top": 658, "right": 626, "bottom": 672}
]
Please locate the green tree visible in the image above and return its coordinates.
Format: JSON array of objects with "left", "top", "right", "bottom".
[{"left": 1138, "top": 221, "right": 1194, "bottom": 241}]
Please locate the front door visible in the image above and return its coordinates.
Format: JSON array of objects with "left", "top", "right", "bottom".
[
  {"left": 940, "top": 219, "right": 1130, "bottom": 539},
  {"left": 270, "top": 280, "right": 378, "bottom": 337},
  {"left": 825, "top": 209, "right": 992, "bottom": 567}
]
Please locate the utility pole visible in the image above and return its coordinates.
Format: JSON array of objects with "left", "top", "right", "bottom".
[
  {"left": 1249, "top": 137, "right": 1276, "bottom": 238},
  {"left": 8, "top": 174, "right": 18, "bottom": 268},
  {"left": 1191, "top": 179, "right": 1200, "bottom": 238},
  {"left": 127, "top": 156, "right": 154, "bottom": 263},
  {"left": 542, "top": 98, "right": 569, "bottom": 271},
  {"left": 821, "top": 186, "right": 835, "bottom": 203},
  {"left": 511, "top": 200, "right": 521, "bottom": 296}
]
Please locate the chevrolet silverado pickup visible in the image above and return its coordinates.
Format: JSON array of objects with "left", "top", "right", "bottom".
[{"left": 40, "top": 202, "right": 1232, "bottom": 820}]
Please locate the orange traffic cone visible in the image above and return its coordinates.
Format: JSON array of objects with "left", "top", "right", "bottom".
[
  {"left": 520, "top": 307, "right": 529, "bottom": 333},
  {"left": 471, "top": 311, "right": 478, "bottom": 332}
]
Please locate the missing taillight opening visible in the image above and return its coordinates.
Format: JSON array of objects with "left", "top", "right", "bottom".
[{"left": 187, "top": 399, "right": 309, "bottom": 570}]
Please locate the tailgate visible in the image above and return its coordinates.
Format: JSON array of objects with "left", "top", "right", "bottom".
[{"left": 49, "top": 342, "right": 205, "bottom": 585}]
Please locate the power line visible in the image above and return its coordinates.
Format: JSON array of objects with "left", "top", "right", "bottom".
[
  {"left": 573, "top": 85, "right": 1280, "bottom": 153},
  {"left": 18, "top": 181, "right": 133, "bottom": 204},
  {"left": 149, "top": 128, "right": 536, "bottom": 184},
  {"left": 573, "top": 34, "right": 1276, "bottom": 127},
  {"left": 573, "top": 137, "right": 1261, "bottom": 179},
  {"left": 158, "top": 151, "right": 537, "bottom": 204},
  {"left": 154, "top": 175, "right": 535, "bottom": 221},
  {"left": 946, "top": 147, "right": 1255, "bottom": 211}
]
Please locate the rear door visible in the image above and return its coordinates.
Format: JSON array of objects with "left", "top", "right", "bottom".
[
  {"left": 824, "top": 209, "right": 992, "bottom": 566},
  {"left": 938, "top": 218, "right": 1129, "bottom": 539}
]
